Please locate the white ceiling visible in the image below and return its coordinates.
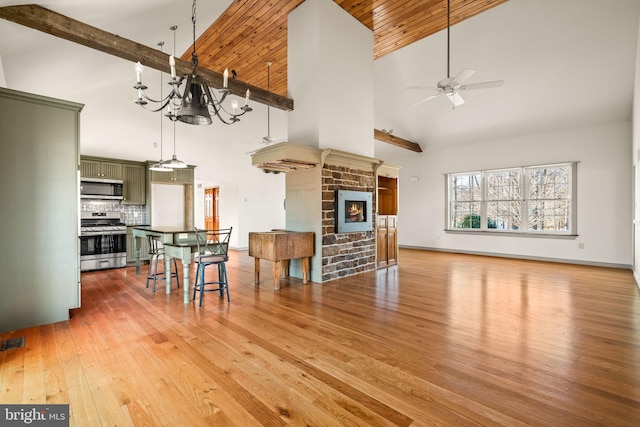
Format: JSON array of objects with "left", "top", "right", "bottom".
[
  {"left": 0, "top": 0, "right": 638, "bottom": 157},
  {"left": 374, "top": 0, "right": 640, "bottom": 155}
]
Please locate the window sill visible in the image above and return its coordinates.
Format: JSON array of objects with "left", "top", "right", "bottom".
[{"left": 444, "top": 229, "right": 578, "bottom": 239}]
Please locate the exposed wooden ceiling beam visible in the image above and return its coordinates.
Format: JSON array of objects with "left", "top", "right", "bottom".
[
  {"left": 0, "top": 4, "right": 294, "bottom": 112},
  {"left": 374, "top": 129, "right": 422, "bottom": 153}
]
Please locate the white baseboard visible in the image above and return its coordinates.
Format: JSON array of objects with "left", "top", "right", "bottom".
[{"left": 399, "top": 245, "right": 633, "bottom": 270}]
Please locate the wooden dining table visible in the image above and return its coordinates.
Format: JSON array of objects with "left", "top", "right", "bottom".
[{"left": 132, "top": 226, "right": 201, "bottom": 304}]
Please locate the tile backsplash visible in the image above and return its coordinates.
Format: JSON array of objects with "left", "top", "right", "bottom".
[{"left": 80, "top": 200, "right": 149, "bottom": 226}]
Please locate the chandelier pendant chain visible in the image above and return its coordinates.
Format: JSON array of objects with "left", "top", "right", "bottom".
[{"left": 191, "top": 0, "right": 198, "bottom": 67}]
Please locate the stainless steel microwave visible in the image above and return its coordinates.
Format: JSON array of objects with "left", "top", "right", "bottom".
[{"left": 80, "top": 178, "right": 124, "bottom": 200}]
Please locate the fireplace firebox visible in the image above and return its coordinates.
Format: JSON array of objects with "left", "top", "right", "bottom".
[{"left": 335, "top": 190, "right": 373, "bottom": 233}]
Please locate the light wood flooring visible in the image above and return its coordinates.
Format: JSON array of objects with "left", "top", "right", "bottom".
[{"left": 1, "top": 249, "right": 639, "bottom": 426}]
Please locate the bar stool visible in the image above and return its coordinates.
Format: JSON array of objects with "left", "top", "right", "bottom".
[
  {"left": 146, "top": 235, "right": 180, "bottom": 292},
  {"left": 193, "top": 227, "right": 232, "bottom": 307}
]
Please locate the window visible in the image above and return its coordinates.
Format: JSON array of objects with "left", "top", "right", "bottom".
[
  {"left": 450, "top": 173, "right": 482, "bottom": 229},
  {"left": 447, "top": 163, "right": 576, "bottom": 235}
]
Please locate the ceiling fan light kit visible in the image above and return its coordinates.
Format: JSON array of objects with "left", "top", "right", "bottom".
[
  {"left": 409, "top": 0, "right": 503, "bottom": 108},
  {"left": 133, "top": 0, "right": 252, "bottom": 125}
]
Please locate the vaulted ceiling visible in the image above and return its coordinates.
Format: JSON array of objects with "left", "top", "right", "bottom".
[
  {"left": 190, "top": 0, "right": 507, "bottom": 97},
  {"left": 0, "top": 0, "right": 637, "bottom": 153}
]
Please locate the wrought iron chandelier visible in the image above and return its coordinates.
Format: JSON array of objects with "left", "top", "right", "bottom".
[{"left": 133, "top": 0, "right": 252, "bottom": 125}]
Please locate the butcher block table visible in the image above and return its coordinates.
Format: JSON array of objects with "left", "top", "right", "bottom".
[{"left": 249, "top": 231, "right": 314, "bottom": 290}]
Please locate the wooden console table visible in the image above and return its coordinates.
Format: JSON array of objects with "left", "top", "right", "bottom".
[{"left": 248, "top": 231, "right": 314, "bottom": 290}]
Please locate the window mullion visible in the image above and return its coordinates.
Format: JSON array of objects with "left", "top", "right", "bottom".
[
  {"left": 523, "top": 167, "right": 529, "bottom": 232},
  {"left": 481, "top": 171, "right": 487, "bottom": 230}
]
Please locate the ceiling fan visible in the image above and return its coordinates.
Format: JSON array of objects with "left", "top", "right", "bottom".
[
  {"left": 244, "top": 62, "right": 285, "bottom": 147},
  {"left": 408, "top": 0, "right": 503, "bottom": 108}
]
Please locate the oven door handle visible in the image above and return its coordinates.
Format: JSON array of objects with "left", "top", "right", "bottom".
[{"left": 80, "top": 231, "right": 126, "bottom": 237}]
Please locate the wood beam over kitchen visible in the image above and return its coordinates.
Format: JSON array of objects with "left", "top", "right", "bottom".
[{"left": 0, "top": 4, "right": 294, "bottom": 112}]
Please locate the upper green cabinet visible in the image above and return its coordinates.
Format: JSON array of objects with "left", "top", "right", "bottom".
[
  {"left": 80, "top": 159, "right": 123, "bottom": 180},
  {"left": 123, "top": 164, "right": 146, "bottom": 205},
  {"left": 81, "top": 157, "right": 147, "bottom": 205},
  {"left": 150, "top": 167, "right": 194, "bottom": 184}
]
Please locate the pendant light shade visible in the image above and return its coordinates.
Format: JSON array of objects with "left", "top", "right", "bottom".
[
  {"left": 163, "top": 154, "right": 187, "bottom": 169},
  {"left": 176, "top": 74, "right": 213, "bottom": 125},
  {"left": 162, "top": 117, "right": 187, "bottom": 168},
  {"left": 149, "top": 162, "right": 174, "bottom": 172}
]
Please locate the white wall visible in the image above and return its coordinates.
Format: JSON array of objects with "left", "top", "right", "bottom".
[
  {"left": 194, "top": 167, "right": 286, "bottom": 250},
  {"left": 378, "top": 121, "right": 633, "bottom": 267},
  {"left": 633, "top": 13, "right": 640, "bottom": 284},
  {"left": 151, "top": 183, "right": 185, "bottom": 228},
  {"left": 183, "top": 105, "right": 286, "bottom": 249},
  {"left": 0, "top": 54, "right": 6, "bottom": 87},
  {"left": 288, "top": 0, "right": 374, "bottom": 158}
]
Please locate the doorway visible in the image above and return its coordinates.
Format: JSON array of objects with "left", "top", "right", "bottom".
[{"left": 204, "top": 187, "right": 220, "bottom": 231}]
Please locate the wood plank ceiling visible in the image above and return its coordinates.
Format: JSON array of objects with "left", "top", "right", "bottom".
[{"left": 189, "top": 0, "right": 508, "bottom": 97}]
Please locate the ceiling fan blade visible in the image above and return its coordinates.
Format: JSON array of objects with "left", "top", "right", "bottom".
[
  {"left": 446, "top": 92, "right": 465, "bottom": 107},
  {"left": 413, "top": 93, "right": 441, "bottom": 106},
  {"left": 450, "top": 69, "right": 476, "bottom": 85},
  {"left": 458, "top": 80, "right": 504, "bottom": 91},
  {"left": 406, "top": 85, "right": 439, "bottom": 91},
  {"left": 262, "top": 136, "right": 287, "bottom": 144},
  {"left": 437, "top": 76, "right": 453, "bottom": 88}
]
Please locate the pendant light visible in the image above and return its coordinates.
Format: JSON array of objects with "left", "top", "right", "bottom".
[
  {"left": 162, "top": 119, "right": 187, "bottom": 168},
  {"left": 161, "top": 27, "right": 187, "bottom": 169},
  {"left": 149, "top": 42, "right": 174, "bottom": 172}
]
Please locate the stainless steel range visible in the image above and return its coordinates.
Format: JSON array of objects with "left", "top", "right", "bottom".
[{"left": 79, "top": 211, "right": 127, "bottom": 271}]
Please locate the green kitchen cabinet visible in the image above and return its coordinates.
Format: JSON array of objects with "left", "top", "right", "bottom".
[
  {"left": 0, "top": 87, "right": 82, "bottom": 332},
  {"left": 149, "top": 166, "right": 194, "bottom": 184},
  {"left": 80, "top": 159, "right": 123, "bottom": 180},
  {"left": 123, "top": 163, "right": 146, "bottom": 205}
]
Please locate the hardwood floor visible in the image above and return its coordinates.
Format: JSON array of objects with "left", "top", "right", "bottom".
[{"left": 1, "top": 249, "right": 639, "bottom": 426}]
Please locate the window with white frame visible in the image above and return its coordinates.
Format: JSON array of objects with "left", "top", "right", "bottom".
[{"left": 447, "top": 163, "right": 576, "bottom": 235}]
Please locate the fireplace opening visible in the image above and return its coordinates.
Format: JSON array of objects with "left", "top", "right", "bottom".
[
  {"left": 346, "top": 200, "right": 366, "bottom": 223},
  {"left": 335, "top": 190, "right": 373, "bottom": 233}
]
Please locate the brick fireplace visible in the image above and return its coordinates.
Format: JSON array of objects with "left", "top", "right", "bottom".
[
  {"left": 321, "top": 164, "right": 376, "bottom": 281},
  {"left": 252, "top": 143, "right": 383, "bottom": 283}
]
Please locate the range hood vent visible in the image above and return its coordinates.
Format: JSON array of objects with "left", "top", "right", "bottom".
[{"left": 251, "top": 142, "right": 320, "bottom": 173}]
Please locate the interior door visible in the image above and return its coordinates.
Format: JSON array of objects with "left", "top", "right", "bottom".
[{"left": 204, "top": 187, "right": 220, "bottom": 230}]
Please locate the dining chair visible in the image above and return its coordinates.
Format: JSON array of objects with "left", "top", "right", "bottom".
[
  {"left": 146, "top": 234, "right": 180, "bottom": 292},
  {"left": 193, "top": 227, "right": 233, "bottom": 306}
]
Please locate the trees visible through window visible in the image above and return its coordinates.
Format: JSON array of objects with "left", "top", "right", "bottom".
[
  {"left": 527, "top": 166, "right": 571, "bottom": 231},
  {"left": 451, "top": 173, "right": 482, "bottom": 229},
  {"left": 447, "top": 163, "right": 576, "bottom": 235}
]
